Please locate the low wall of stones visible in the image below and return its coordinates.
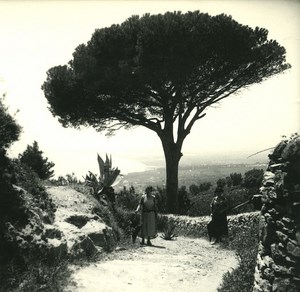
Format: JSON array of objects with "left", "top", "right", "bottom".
[
  {"left": 253, "top": 139, "right": 300, "bottom": 292},
  {"left": 159, "top": 211, "right": 259, "bottom": 239}
]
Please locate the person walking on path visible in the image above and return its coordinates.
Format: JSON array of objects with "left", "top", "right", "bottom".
[
  {"left": 135, "top": 186, "right": 158, "bottom": 246},
  {"left": 208, "top": 186, "right": 228, "bottom": 244}
]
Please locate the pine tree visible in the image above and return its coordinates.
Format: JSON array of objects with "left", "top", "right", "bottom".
[{"left": 19, "top": 141, "right": 55, "bottom": 179}]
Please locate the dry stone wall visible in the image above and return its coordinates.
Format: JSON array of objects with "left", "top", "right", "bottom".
[
  {"left": 253, "top": 137, "right": 300, "bottom": 292},
  {"left": 159, "top": 211, "right": 259, "bottom": 239}
]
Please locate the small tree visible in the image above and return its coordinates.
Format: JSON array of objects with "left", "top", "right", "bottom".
[
  {"left": 243, "top": 168, "right": 264, "bottom": 195},
  {"left": 230, "top": 172, "right": 243, "bottom": 186},
  {"left": 19, "top": 141, "right": 55, "bottom": 180},
  {"left": 217, "top": 178, "right": 227, "bottom": 188}
]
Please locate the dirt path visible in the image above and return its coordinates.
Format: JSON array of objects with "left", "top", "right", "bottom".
[
  {"left": 65, "top": 235, "right": 238, "bottom": 292},
  {"left": 46, "top": 186, "right": 238, "bottom": 292}
]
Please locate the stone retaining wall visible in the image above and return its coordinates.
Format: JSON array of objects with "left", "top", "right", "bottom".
[
  {"left": 253, "top": 138, "right": 300, "bottom": 292},
  {"left": 159, "top": 211, "right": 259, "bottom": 239}
]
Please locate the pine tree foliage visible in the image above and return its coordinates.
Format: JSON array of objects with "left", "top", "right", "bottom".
[
  {"left": 19, "top": 141, "right": 55, "bottom": 180},
  {"left": 42, "top": 11, "right": 290, "bottom": 212},
  {"left": 0, "top": 95, "right": 21, "bottom": 150}
]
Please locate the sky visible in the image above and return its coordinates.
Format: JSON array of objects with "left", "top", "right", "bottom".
[{"left": 0, "top": 0, "right": 299, "bottom": 178}]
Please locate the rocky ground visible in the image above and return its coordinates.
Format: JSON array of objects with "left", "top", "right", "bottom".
[{"left": 46, "top": 186, "right": 239, "bottom": 292}]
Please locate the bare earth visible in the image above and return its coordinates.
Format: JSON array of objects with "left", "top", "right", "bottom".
[
  {"left": 47, "top": 186, "right": 238, "bottom": 292},
  {"left": 65, "top": 235, "right": 238, "bottom": 292}
]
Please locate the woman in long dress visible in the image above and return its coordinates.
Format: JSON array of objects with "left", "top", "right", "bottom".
[
  {"left": 135, "top": 186, "right": 158, "bottom": 246},
  {"left": 208, "top": 187, "right": 228, "bottom": 244}
]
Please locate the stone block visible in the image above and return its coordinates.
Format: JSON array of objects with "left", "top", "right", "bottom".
[
  {"left": 264, "top": 171, "right": 275, "bottom": 181},
  {"left": 262, "top": 267, "right": 275, "bottom": 281},
  {"left": 71, "top": 235, "right": 97, "bottom": 258},
  {"left": 287, "top": 240, "right": 300, "bottom": 258},
  {"left": 295, "top": 231, "right": 300, "bottom": 243},
  {"left": 276, "top": 231, "right": 289, "bottom": 244},
  {"left": 271, "top": 243, "right": 286, "bottom": 262},
  {"left": 273, "top": 264, "right": 293, "bottom": 276},
  {"left": 272, "top": 277, "right": 292, "bottom": 292},
  {"left": 276, "top": 220, "right": 285, "bottom": 230},
  {"left": 257, "top": 278, "right": 272, "bottom": 291},
  {"left": 285, "top": 256, "right": 296, "bottom": 266},
  {"left": 269, "top": 190, "right": 278, "bottom": 200}
]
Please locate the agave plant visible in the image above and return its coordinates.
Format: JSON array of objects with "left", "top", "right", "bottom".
[
  {"left": 85, "top": 154, "right": 123, "bottom": 201},
  {"left": 160, "top": 221, "right": 178, "bottom": 241}
]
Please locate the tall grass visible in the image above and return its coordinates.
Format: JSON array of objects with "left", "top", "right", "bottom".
[{"left": 218, "top": 217, "right": 259, "bottom": 292}]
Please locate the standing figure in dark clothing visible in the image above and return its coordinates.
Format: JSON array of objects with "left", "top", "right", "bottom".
[
  {"left": 135, "top": 186, "right": 158, "bottom": 246},
  {"left": 208, "top": 187, "right": 228, "bottom": 244}
]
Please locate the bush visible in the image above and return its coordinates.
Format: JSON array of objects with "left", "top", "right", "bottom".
[
  {"left": 229, "top": 173, "right": 243, "bottom": 186},
  {"left": 19, "top": 141, "right": 55, "bottom": 180},
  {"left": 243, "top": 169, "right": 264, "bottom": 191},
  {"left": 116, "top": 186, "right": 140, "bottom": 211},
  {"left": 91, "top": 204, "right": 122, "bottom": 241},
  {"left": 219, "top": 216, "right": 259, "bottom": 292},
  {"left": 178, "top": 186, "right": 191, "bottom": 215},
  {"left": 0, "top": 94, "right": 21, "bottom": 150},
  {"left": 226, "top": 187, "right": 253, "bottom": 215},
  {"left": 188, "top": 191, "right": 213, "bottom": 216}
]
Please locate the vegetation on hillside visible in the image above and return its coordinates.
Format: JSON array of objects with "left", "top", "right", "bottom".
[{"left": 0, "top": 96, "right": 67, "bottom": 291}]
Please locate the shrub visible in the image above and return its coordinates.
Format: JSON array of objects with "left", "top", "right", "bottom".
[
  {"left": 243, "top": 169, "right": 264, "bottom": 190},
  {"left": 178, "top": 186, "right": 191, "bottom": 215},
  {"left": 18, "top": 141, "right": 55, "bottom": 180},
  {"left": 160, "top": 219, "right": 177, "bottom": 240},
  {"left": 188, "top": 191, "right": 214, "bottom": 216},
  {"left": 112, "top": 207, "right": 136, "bottom": 238},
  {"left": 0, "top": 94, "right": 21, "bottom": 150},
  {"left": 219, "top": 216, "right": 259, "bottom": 292},
  {"left": 91, "top": 205, "right": 122, "bottom": 241},
  {"left": 226, "top": 187, "right": 253, "bottom": 215},
  {"left": 229, "top": 172, "right": 243, "bottom": 186},
  {"left": 189, "top": 182, "right": 212, "bottom": 195},
  {"left": 116, "top": 186, "right": 140, "bottom": 211}
]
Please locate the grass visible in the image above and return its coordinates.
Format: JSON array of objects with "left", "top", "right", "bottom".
[
  {"left": 218, "top": 217, "right": 259, "bottom": 292},
  {"left": 0, "top": 257, "right": 71, "bottom": 292}
]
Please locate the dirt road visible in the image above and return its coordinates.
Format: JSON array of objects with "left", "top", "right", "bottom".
[
  {"left": 65, "top": 235, "right": 238, "bottom": 292},
  {"left": 46, "top": 186, "right": 238, "bottom": 292}
]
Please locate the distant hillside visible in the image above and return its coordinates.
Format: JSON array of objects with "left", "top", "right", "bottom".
[{"left": 116, "top": 163, "right": 268, "bottom": 192}]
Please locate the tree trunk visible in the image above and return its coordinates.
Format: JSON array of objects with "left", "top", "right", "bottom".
[{"left": 161, "top": 140, "right": 183, "bottom": 214}]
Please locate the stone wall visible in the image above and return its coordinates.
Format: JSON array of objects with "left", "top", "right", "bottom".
[
  {"left": 159, "top": 212, "right": 259, "bottom": 239},
  {"left": 253, "top": 137, "right": 300, "bottom": 291}
]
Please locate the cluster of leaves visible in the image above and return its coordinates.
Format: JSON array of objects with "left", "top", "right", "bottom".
[
  {"left": 160, "top": 219, "right": 177, "bottom": 240},
  {"left": 18, "top": 141, "right": 55, "bottom": 180},
  {"left": 281, "top": 133, "right": 300, "bottom": 161},
  {"left": 280, "top": 133, "right": 300, "bottom": 186},
  {"left": 91, "top": 205, "right": 123, "bottom": 242},
  {"left": 0, "top": 94, "right": 22, "bottom": 150},
  {"left": 216, "top": 169, "right": 264, "bottom": 190},
  {"left": 85, "top": 154, "right": 122, "bottom": 202},
  {"left": 49, "top": 172, "right": 82, "bottom": 186},
  {"left": 189, "top": 182, "right": 212, "bottom": 195},
  {"left": 116, "top": 186, "right": 140, "bottom": 211}
]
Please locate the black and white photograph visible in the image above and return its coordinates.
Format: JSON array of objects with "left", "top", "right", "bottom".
[{"left": 0, "top": 1, "right": 299, "bottom": 291}]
